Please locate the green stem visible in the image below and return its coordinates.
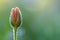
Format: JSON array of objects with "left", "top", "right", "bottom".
[{"left": 13, "top": 27, "right": 17, "bottom": 40}]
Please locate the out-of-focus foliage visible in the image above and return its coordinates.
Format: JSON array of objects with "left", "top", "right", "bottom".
[{"left": 0, "top": 0, "right": 60, "bottom": 40}]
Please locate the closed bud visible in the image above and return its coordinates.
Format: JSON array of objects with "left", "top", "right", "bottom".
[{"left": 9, "top": 7, "right": 22, "bottom": 28}]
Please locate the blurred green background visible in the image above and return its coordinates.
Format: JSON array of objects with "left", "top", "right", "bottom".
[{"left": 0, "top": 0, "right": 60, "bottom": 40}]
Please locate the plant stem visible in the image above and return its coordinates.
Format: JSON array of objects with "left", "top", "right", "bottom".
[{"left": 13, "top": 27, "right": 17, "bottom": 40}]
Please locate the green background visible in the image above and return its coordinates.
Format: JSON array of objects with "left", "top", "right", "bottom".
[{"left": 0, "top": 0, "right": 60, "bottom": 40}]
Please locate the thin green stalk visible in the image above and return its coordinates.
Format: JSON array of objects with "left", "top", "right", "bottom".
[{"left": 13, "top": 27, "right": 17, "bottom": 40}]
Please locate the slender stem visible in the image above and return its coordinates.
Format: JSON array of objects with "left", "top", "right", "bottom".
[{"left": 13, "top": 27, "right": 17, "bottom": 40}]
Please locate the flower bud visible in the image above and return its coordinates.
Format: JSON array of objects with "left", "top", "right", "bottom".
[{"left": 9, "top": 7, "right": 22, "bottom": 28}]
